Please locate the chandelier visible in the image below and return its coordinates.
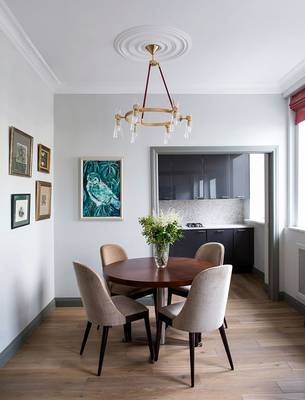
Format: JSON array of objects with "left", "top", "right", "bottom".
[{"left": 113, "top": 44, "right": 192, "bottom": 144}]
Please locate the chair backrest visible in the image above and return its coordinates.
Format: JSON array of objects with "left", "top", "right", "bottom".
[
  {"left": 172, "top": 265, "right": 232, "bottom": 333},
  {"left": 100, "top": 244, "right": 128, "bottom": 267},
  {"left": 73, "top": 262, "right": 125, "bottom": 326},
  {"left": 195, "top": 242, "right": 225, "bottom": 266}
]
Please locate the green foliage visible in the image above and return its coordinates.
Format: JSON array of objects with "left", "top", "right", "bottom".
[
  {"left": 83, "top": 160, "right": 121, "bottom": 217},
  {"left": 139, "top": 211, "right": 183, "bottom": 245}
]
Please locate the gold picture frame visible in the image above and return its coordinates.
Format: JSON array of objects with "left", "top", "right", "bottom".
[
  {"left": 36, "top": 181, "right": 52, "bottom": 221},
  {"left": 9, "top": 127, "right": 33, "bottom": 177},
  {"left": 38, "top": 144, "right": 51, "bottom": 173}
]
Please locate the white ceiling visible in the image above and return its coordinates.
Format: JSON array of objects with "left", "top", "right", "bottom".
[{"left": 3, "top": 0, "right": 305, "bottom": 94}]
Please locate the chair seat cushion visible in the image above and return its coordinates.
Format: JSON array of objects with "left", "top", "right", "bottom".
[
  {"left": 110, "top": 283, "right": 151, "bottom": 297},
  {"left": 160, "top": 301, "right": 185, "bottom": 321},
  {"left": 112, "top": 295, "right": 148, "bottom": 317}
]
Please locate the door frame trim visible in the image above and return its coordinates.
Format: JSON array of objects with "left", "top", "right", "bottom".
[{"left": 150, "top": 146, "right": 279, "bottom": 301}]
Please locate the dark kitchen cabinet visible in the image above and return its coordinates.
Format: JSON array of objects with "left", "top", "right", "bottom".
[
  {"left": 230, "top": 154, "right": 250, "bottom": 199},
  {"left": 158, "top": 154, "right": 203, "bottom": 200},
  {"left": 170, "top": 229, "right": 207, "bottom": 257},
  {"left": 203, "top": 155, "right": 231, "bottom": 199},
  {"left": 158, "top": 153, "right": 250, "bottom": 200},
  {"left": 233, "top": 228, "right": 254, "bottom": 271},
  {"left": 206, "top": 229, "right": 234, "bottom": 264},
  {"left": 170, "top": 227, "right": 254, "bottom": 272}
]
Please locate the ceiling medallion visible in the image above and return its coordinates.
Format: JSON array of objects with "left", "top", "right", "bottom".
[
  {"left": 113, "top": 25, "right": 192, "bottom": 62},
  {"left": 113, "top": 41, "right": 192, "bottom": 144}
]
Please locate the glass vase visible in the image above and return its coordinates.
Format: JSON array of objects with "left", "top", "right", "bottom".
[{"left": 153, "top": 243, "right": 170, "bottom": 269}]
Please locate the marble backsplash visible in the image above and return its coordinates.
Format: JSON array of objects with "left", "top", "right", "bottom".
[{"left": 159, "top": 199, "right": 245, "bottom": 225}]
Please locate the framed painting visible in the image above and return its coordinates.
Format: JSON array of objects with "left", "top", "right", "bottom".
[
  {"left": 36, "top": 181, "right": 52, "bottom": 220},
  {"left": 38, "top": 144, "right": 51, "bottom": 173},
  {"left": 11, "top": 194, "right": 31, "bottom": 229},
  {"left": 9, "top": 127, "right": 33, "bottom": 177},
  {"left": 80, "top": 157, "right": 123, "bottom": 220}
]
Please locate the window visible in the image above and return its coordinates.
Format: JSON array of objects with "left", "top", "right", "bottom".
[
  {"left": 249, "top": 154, "right": 265, "bottom": 223},
  {"left": 297, "top": 121, "right": 305, "bottom": 228}
]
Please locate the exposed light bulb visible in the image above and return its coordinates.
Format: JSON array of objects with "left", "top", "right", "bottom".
[{"left": 113, "top": 123, "right": 118, "bottom": 139}]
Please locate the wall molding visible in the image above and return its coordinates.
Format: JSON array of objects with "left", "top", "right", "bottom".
[
  {"left": 279, "top": 291, "right": 305, "bottom": 318},
  {"left": 0, "top": 0, "right": 60, "bottom": 91},
  {"left": 55, "top": 297, "right": 82, "bottom": 307},
  {"left": 0, "top": 299, "right": 55, "bottom": 368}
]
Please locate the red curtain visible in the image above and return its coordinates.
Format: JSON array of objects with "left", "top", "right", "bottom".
[{"left": 290, "top": 87, "right": 305, "bottom": 124}]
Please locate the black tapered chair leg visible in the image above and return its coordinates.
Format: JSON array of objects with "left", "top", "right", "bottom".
[
  {"left": 219, "top": 325, "right": 234, "bottom": 370},
  {"left": 167, "top": 289, "right": 172, "bottom": 306},
  {"left": 144, "top": 313, "right": 154, "bottom": 362},
  {"left": 224, "top": 317, "right": 228, "bottom": 329},
  {"left": 98, "top": 326, "right": 109, "bottom": 376},
  {"left": 80, "top": 321, "right": 92, "bottom": 355},
  {"left": 189, "top": 332, "right": 195, "bottom": 387},
  {"left": 154, "top": 318, "right": 162, "bottom": 362},
  {"left": 97, "top": 325, "right": 100, "bottom": 331},
  {"left": 123, "top": 322, "right": 132, "bottom": 342}
]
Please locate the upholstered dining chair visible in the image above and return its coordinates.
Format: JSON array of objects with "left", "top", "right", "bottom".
[
  {"left": 73, "top": 262, "right": 154, "bottom": 376},
  {"left": 155, "top": 264, "right": 234, "bottom": 387},
  {"left": 167, "top": 242, "right": 228, "bottom": 329},
  {"left": 100, "top": 244, "right": 157, "bottom": 341}
]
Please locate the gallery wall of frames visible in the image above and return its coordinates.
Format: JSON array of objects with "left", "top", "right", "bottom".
[{"left": 9, "top": 126, "right": 52, "bottom": 229}]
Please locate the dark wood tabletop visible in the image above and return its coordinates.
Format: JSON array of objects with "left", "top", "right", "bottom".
[{"left": 103, "top": 257, "right": 214, "bottom": 288}]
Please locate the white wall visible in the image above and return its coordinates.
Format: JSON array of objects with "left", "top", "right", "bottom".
[
  {"left": 54, "top": 93, "right": 287, "bottom": 297},
  {"left": 0, "top": 32, "right": 54, "bottom": 353}
]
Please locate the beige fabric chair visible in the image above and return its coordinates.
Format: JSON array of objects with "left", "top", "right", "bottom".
[
  {"left": 155, "top": 264, "right": 233, "bottom": 387},
  {"left": 101, "top": 244, "right": 156, "bottom": 298},
  {"left": 73, "top": 262, "right": 154, "bottom": 376},
  {"left": 100, "top": 244, "right": 157, "bottom": 339},
  {"left": 167, "top": 242, "right": 228, "bottom": 328}
]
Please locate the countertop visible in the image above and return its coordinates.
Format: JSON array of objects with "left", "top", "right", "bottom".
[{"left": 182, "top": 224, "right": 253, "bottom": 230}]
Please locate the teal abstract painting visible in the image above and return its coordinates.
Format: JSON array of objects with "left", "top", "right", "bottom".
[{"left": 80, "top": 158, "right": 123, "bottom": 220}]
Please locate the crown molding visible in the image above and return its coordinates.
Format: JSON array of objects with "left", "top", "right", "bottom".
[
  {"left": 280, "top": 59, "right": 305, "bottom": 98},
  {"left": 55, "top": 82, "right": 281, "bottom": 95},
  {"left": 0, "top": 0, "right": 60, "bottom": 91}
]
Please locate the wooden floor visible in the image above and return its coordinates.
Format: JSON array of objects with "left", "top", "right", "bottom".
[{"left": 1, "top": 274, "right": 305, "bottom": 400}]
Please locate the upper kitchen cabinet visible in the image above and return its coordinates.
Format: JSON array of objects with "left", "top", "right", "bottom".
[
  {"left": 230, "top": 154, "right": 250, "bottom": 199},
  {"left": 158, "top": 153, "right": 250, "bottom": 200},
  {"left": 204, "top": 155, "right": 231, "bottom": 199},
  {"left": 158, "top": 154, "right": 203, "bottom": 200}
]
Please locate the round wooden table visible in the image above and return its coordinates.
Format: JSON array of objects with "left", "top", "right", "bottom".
[{"left": 104, "top": 257, "right": 213, "bottom": 343}]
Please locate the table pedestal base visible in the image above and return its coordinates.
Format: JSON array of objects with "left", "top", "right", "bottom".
[{"left": 156, "top": 287, "right": 167, "bottom": 344}]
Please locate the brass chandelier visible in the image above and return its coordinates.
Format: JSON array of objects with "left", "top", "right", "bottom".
[{"left": 113, "top": 44, "right": 192, "bottom": 144}]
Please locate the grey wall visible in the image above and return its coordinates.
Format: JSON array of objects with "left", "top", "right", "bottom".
[
  {"left": 54, "top": 93, "right": 287, "bottom": 297},
  {"left": 0, "top": 31, "right": 54, "bottom": 353}
]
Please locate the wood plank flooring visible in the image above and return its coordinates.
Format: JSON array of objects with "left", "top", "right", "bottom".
[{"left": 1, "top": 274, "right": 305, "bottom": 400}]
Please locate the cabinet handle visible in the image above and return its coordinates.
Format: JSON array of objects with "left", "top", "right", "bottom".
[
  {"left": 216, "top": 230, "right": 224, "bottom": 232},
  {"left": 236, "top": 196, "right": 245, "bottom": 199},
  {"left": 237, "top": 229, "right": 246, "bottom": 232},
  {"left": 196, "top": 230, "right": 206, "bottom": 233},
  {"left": 221, "top": 196, "right": 229, "bottom": 199}
]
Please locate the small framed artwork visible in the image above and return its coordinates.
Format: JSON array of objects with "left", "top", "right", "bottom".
[
  {"left": 9, "top": 127, "right": 33, "bottom": 177},
  {"left": 36, "top": 181, "right": 52, "bottom": 220},
  {"left": 80, "top": 157, "right": 123, "bottom": 220},
  {"left": 38, "top": 144, "right": 51, "bottom": 173},
  {"left": 11, "top": 194, "right": 31, "bottom": 229}
]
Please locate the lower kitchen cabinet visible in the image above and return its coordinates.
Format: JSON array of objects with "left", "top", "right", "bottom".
[
  {"left": 170, "top": 227, "right": 254, "bottom": 272},
  {"left": 233, "top": 228, "right": 254, "bottom": 272},
  {"left": 206, "top": 229, "right": 234, "bottom": 265},
  {"left": 169, "top": 230, "right": 207, "bottom": 258}
]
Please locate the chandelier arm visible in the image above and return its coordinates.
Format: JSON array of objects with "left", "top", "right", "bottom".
[
  {"left": 158, "top": 65, "right": 174, "bottom": 109},
  {"left": 141, "top": 62, "right": 152, "bottom": 119}
]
